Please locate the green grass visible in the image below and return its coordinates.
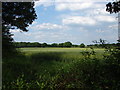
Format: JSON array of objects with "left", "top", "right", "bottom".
[
  {"left": 19, "top": 48, "right": 105, "bottom": 60},
  {"left": 19, "top": 47, "right": 104, "bottom": 55},
  {"left": 20, "top": 47, "right": 104, "bottom": 52},
  {"left": 3, "top": 47, "right": 120, "bottom": 89}
]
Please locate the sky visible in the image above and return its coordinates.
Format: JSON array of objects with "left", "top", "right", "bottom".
[{"left": 10, "top": 0, "right": 118, "bottom": 45}]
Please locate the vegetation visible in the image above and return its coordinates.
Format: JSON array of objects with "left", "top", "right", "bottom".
[
  {"left": 79, "top": 43, "right": 85, "bottom": 48},
  {"left": 2, "top": 1, "right": 120, "bottom": 89},
  {"left": 2, "top": 2, "right": 37, "bottom": 58},
  {"left": 13, "top": 41, "right": 119, "bottom": 49},
  {"left": 2, "top": 47, "right": 120, "bottom": 89},
  {"left": 14, "top": 41, "right": 81, "bottom": 48}
]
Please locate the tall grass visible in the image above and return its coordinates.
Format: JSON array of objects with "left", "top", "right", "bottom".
[{"left": 2, "top": 48, "right": 120, "bottom": 89}]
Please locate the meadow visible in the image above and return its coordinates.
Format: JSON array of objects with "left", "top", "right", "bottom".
[
  {"left": 3, "top": 47, "right": 120, "bottom": 89},
  {"left": 20, "top": 47, "right": 104, "bottom": 52}
]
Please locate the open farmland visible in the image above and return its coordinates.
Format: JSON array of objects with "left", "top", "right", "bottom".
[
  {"left": 19, "top": 48, "right": 105, "bottom": 60},
  {"left": 20, "top": 47, "right": 104, "bottom": 54}
]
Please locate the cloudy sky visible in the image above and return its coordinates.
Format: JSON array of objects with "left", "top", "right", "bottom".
[{"left": 10, "top": 0, "right": 118, "bottom": 45}]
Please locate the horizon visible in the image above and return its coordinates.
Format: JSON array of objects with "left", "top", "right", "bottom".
[{"left": 13, "top": 40, "right": 118, "bottom": 46}]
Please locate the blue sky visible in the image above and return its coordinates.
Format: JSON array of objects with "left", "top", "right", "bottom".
[{"left": 10, "top": 0, "right": 118, "bottom": 45}]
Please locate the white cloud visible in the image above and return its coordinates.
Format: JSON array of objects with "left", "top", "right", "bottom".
[
  {"left": 96, "top": 29, "right": 105, "bottom": 33},
  {"left": 108, "top": 24, "right": 118, "bottom": 30},
  {"left": 94, "top": 15, "right": 116, "bottom": 22},
  {"left": 86, "top": 8, "right": 109, "bottom": 17},
  {"left": 35, "top": 0, "right": 112, "bottom": 11},
  {"left": 34, "top": 0, "right": 54, "bottom": 7},
  {"left": 55, "top": 0, "right": 112, "bottom": 3},
  {"left": 62, "top": 16, "right": 96, "bottom": 26},
  {"left": 30, "top": 23, "right": 65, "bottom": 30},
  {"left": 55, "top": 2, "right": 93, "bottom": 11}
]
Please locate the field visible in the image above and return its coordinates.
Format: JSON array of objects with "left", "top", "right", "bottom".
[
  {"left": 3, "top": 47, "right": 120, "bottom": 89},
  {"left": 20, "top": 47, "right": 104, "bottom": 56},
  {"left": 20, "top": 47, "right": 104, "bottom": 53}
]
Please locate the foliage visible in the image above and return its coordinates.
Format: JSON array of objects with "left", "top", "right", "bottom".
[
  {"left": 51, "top": 43, "right": 58, "bottom": 47},
  {"left": 2, "top": 25, "right": 15, "bottom": 58},
  {"left": 2, "top": 48, "right": 120, "bottom": 89},
  {"left": 106, "top": 1, "right": 120, "bottom": 14},
  {"left": 92, "top": 38, "right": 108, "bottom": 48},
  {"left": 14, "top": 42, "right": 74, "bottom": 48},
  {"left": 41, "top": 43, "right": 48, "bottom": 47},
  {"left": 2, "top": 2, "right": 37, "bottom": 31},
  {"left": 102, "top": 48, "right": 120, "bottom": 89},
  {"left": 79, "top": 43, "right": 85, "bottom": 48},
  {"left": 2, "top": 2, "right": 37, "bottom": 58},
  {"left": 63, "top": 41, "right": 72, "bottom": 47},
  {"left": 14, "top": 41, "right": 119, "bottom": 49}
]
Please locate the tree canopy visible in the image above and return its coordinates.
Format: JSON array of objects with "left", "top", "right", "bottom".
[
  {"left": 2, "top": 2, "right": 37, "bottom": 58},
  {"left": 80, "top": 43, "right": 85, "bottom": 48},
  {"left": 106, "top": 1, "right": 120, "bottom": 14},
  {"left": 2, "top": 2, "right": 37, "bottom": 31}
]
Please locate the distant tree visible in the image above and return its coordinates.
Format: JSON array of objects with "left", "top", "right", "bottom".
[
  {"left": 79, "top": 43, "right": 85, "bottom": 48},
  {"left": 117, "top": 39, "right": 120, "bottom": 43},
  {"left": 33, "top": 42, "right": 41, "bottom": 47},
  {"left": 92, "top": 39, "right": 107, "bottom": 48},
  {"left": 58, "top": 43, "right": 64, "bottom": 47},
  {"left": 99, "top": 39, "right": 107, "bottom": 45},
  {"left": 46, "top": 44, "right": 51, "bottom": 47},
  {"left": 51, "top": 43, "right": 58, "bottom": 47},
  {"left": 92, "top": 39, "right": 107, "bottom": 44},
  {"left": 2, "top": 2, "right": 37, "bottom": 58},
  {"left": 92, "top": 40, "right": 98, "bottom": 44},
  {"left": 41, "top": 43, "right": 48, "bottom": 47},
  {"left": 72, "top": 44, "right": 78, "bottom": 47},
  {"left": 63, "top": 41, "right": 72, "bottom": 47}
]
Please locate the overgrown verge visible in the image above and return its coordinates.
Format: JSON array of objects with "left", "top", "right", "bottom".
[{"left": 2, "top": 48, "right": 120, "bottom": 89}]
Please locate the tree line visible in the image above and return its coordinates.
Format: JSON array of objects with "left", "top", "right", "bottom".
[
  {"left": 87, "top": 43, "right": 120, "bottom": 48},
  {"left": 13, "top": 41, "right": 120, "bottom": 48},
  {"left": 13, "top": 41, "right": 86, "bottom": 48}
]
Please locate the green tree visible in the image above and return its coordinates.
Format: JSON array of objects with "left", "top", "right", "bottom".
[
  {"left": 92, "top": 39, "right": 107, "bottom": 48},
  {"left": 41, "top": 43, "right": 48, "bottom": 47},
  {"left": 63, "top": 41, "right": 72, "bottom": 47},
  {"left": 33, "top": 42, "right": 41, "bottom": 47},
  {"left": 2, "top": 2, "right": 37, "bottom": 58},
  {"left": 51, "top": 43, "right": 58, "bottom": 47},
  {"left": 58, "top": 43, "right": 64, "bottom": 47},
  {"left": 79, "top": 43, "right": 85, "bottom": 48},
  {"left": 72, "top": 44, "right": 78, "bottom": 47}
]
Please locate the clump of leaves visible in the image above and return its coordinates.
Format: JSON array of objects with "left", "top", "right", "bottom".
[{"left": 81, "top": 48, "right": 96, "bottom": 59}]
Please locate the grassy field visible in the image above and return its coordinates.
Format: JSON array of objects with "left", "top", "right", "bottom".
[
  {"left": 3, "top": 47, "right": 120, "bottom": 89},
  {"left": 19, "top": 47, "right": 104, "bottom": 55},
  {"left": 20, "top": 47, "right": 104, "bottom": 52}
]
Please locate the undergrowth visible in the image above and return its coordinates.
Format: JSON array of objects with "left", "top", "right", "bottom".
[{"left": 2, "top": 48, "right": 120, "bottom": 89}]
